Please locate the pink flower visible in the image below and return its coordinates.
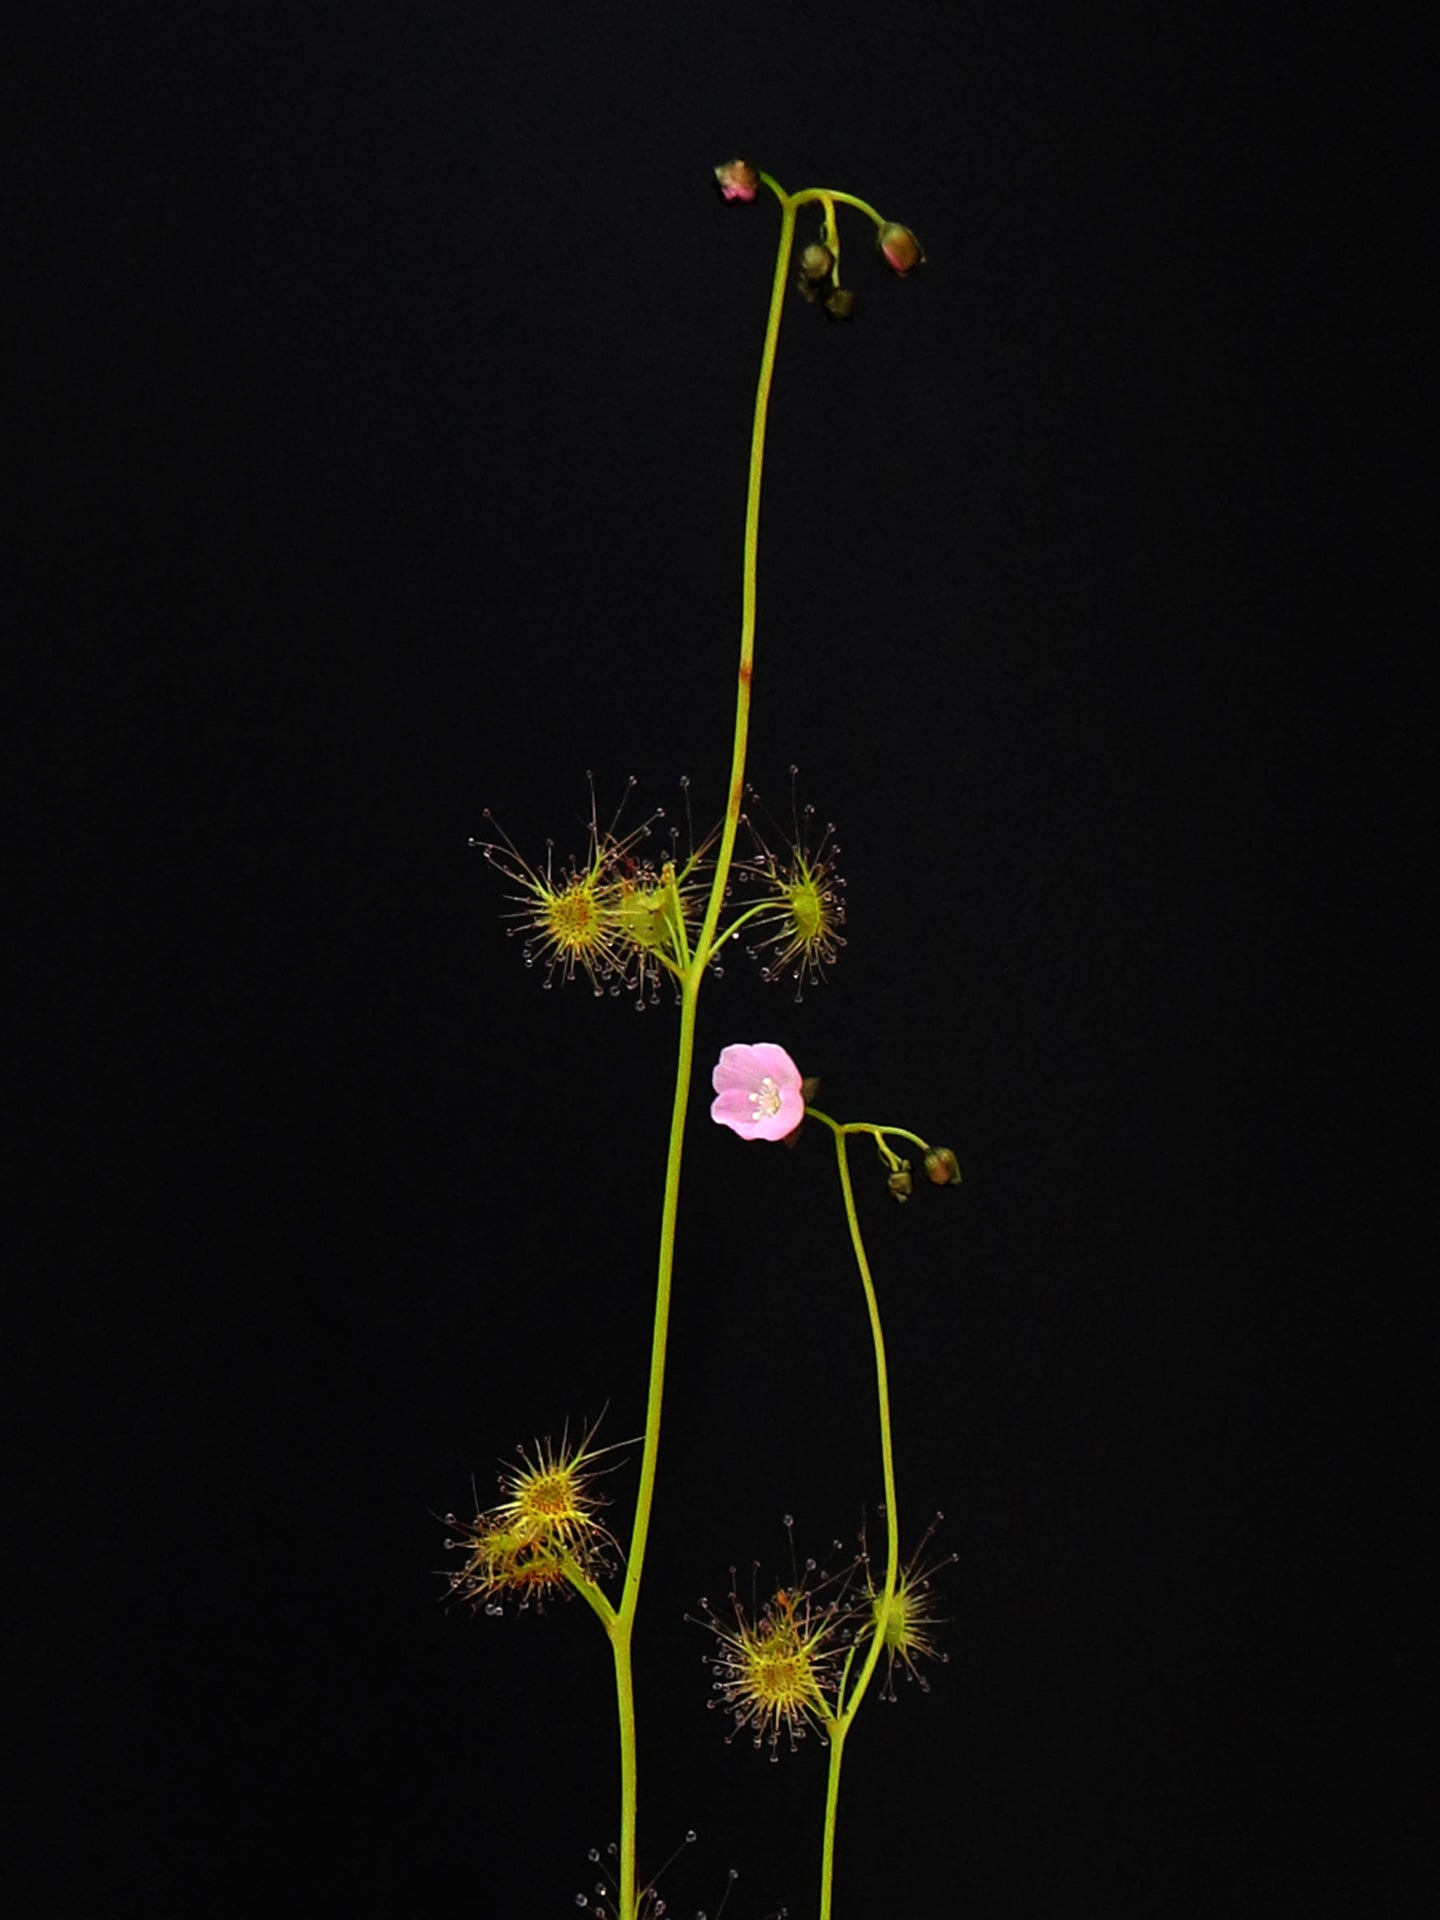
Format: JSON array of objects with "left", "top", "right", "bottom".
[{"left": 710, "top": 1042, "right": 805, "bottom": 1142}]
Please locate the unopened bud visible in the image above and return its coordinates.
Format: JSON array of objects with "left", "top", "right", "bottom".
[
  {"left": 923, "top": 1146, "right": 962, "bottom": 1186},
  {"left": 887, "top": 1162, "right": 913, "bottom": 1202},
  {"left": 876, "top": 222, "right": 924, "bottom": 276},
  {"left": 796, "top": 241, "right": 835, "bottom": 303},
  {"left": 824, "top": 286, "right": 856, "bottom": 321},
  {"left": 714, "top": 158, "right": 760, "bottom": 203}
]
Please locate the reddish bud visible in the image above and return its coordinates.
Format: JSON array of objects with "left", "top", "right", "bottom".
[
  {"left": 877, "top": 222, "right": 924, "bottom": 276},
  {"left": 714, "top": 158, "right": 760, "bottom": 203},
  {"left": 923, "top": 1146, "right": 962, "bottom": 1187}
]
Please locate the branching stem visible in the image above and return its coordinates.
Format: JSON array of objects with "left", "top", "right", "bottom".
[
  {"left": 574, "top": 171, "right": 898, "bottom": 1920},
  {"left": 604, "top": 172, "right": 806, "bottom": 1920}
]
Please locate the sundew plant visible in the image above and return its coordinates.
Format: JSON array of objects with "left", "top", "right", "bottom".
[{"left": 448, "top": 161, "right": 959, "bottom": 1920}]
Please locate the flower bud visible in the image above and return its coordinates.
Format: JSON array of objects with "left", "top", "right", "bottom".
[
  {"left": 824, "top": 286, "right": 856, "bottom": 321},
  {"left": 923, "top": 1146, "right": 962, "bottom": 1186},
  {"left": 887, "top": 1162, "right": 913, "bottom": 1202},
  {"left": 796, "top": 241, "right": 835, "bottom": 303},
  {"left": 714, "top": 158, "right": 759, "bottom": 203},
  {"left": 876, "top": 222, "right": 924, "bottom": 275}
]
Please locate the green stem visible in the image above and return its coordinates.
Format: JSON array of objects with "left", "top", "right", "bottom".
[
  {"left": 692, "top": 182, "right": 798, "bottom": 976},
  {"left": 709, "top": 896, "right": 797, "bottom": 953},
  {"left": 565, "top": 1555, "right": 618, "bottom": 1634},
  {"left": 609, "top": 181, "right": 801, "bottom": 1920},
  {"left": 791, "top": 186, "right": 887, "bottom": 226},
  {"left": 857, "top": 1124, "right": 932, "bottom": 1155},
  {"left": 819, "top": 1719, "right": 851, "bottom": 1920},
  {"left": 806, "top": 1109, "right": 932, "bottom": 1158},
  {"left": 610, "top": 965, "right": 698, "bottom": 1914},
  {"left": 611, "top": 1605, "right": 640, "bottom": 1911},
  {"left": 811, "top": 1118, "right": 902, "bottom": 1920}
]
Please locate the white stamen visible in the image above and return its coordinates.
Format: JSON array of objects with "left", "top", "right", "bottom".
[{"left": 748, "top": 1075, "right": 782, "bottom": 1119}]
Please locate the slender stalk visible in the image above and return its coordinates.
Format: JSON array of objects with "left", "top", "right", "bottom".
[
  {"left": 609, "top": 180, "right": 801, "bottom": 1920},
  {"left": 811, "top": 1118, "right": 902, "bottom": 1920},
  {"left": 849, "top": 1123, "right": 933, "bottom": 1156},
  {"left": 818, "top": 1718, "right": 850, "bottom": 1920},
  {"left": 793, "top": 186, "right": 886, "bottom": 225},
  {"left": 692, "top": 178, "right": 798, "bottom": 974},
  {"left": 829, "top": 1126, "right": 901, "bottom": 1618},
  {"left": 610, "top": 1614, "right": 640, "bottom": 1895}
]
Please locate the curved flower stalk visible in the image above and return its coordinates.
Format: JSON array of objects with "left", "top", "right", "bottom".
[
  {"left": 705, "top": 1044, "right": 960, "bottom": 1918},
  {"left": 455, "top": 162, "right": 929, "bottom": 1920}
]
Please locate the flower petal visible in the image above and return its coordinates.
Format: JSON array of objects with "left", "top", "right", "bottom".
[
  {"left": 709, "top": 1042, "right": 805, "bottom": 1141},
  {"left": 746, "top": 1042, "right": 802, "bottom": 1087}
]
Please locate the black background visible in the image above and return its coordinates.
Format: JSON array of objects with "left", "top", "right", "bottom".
[{"left": 12, "top": 2, "right": 1421, "bottom": 1914}]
